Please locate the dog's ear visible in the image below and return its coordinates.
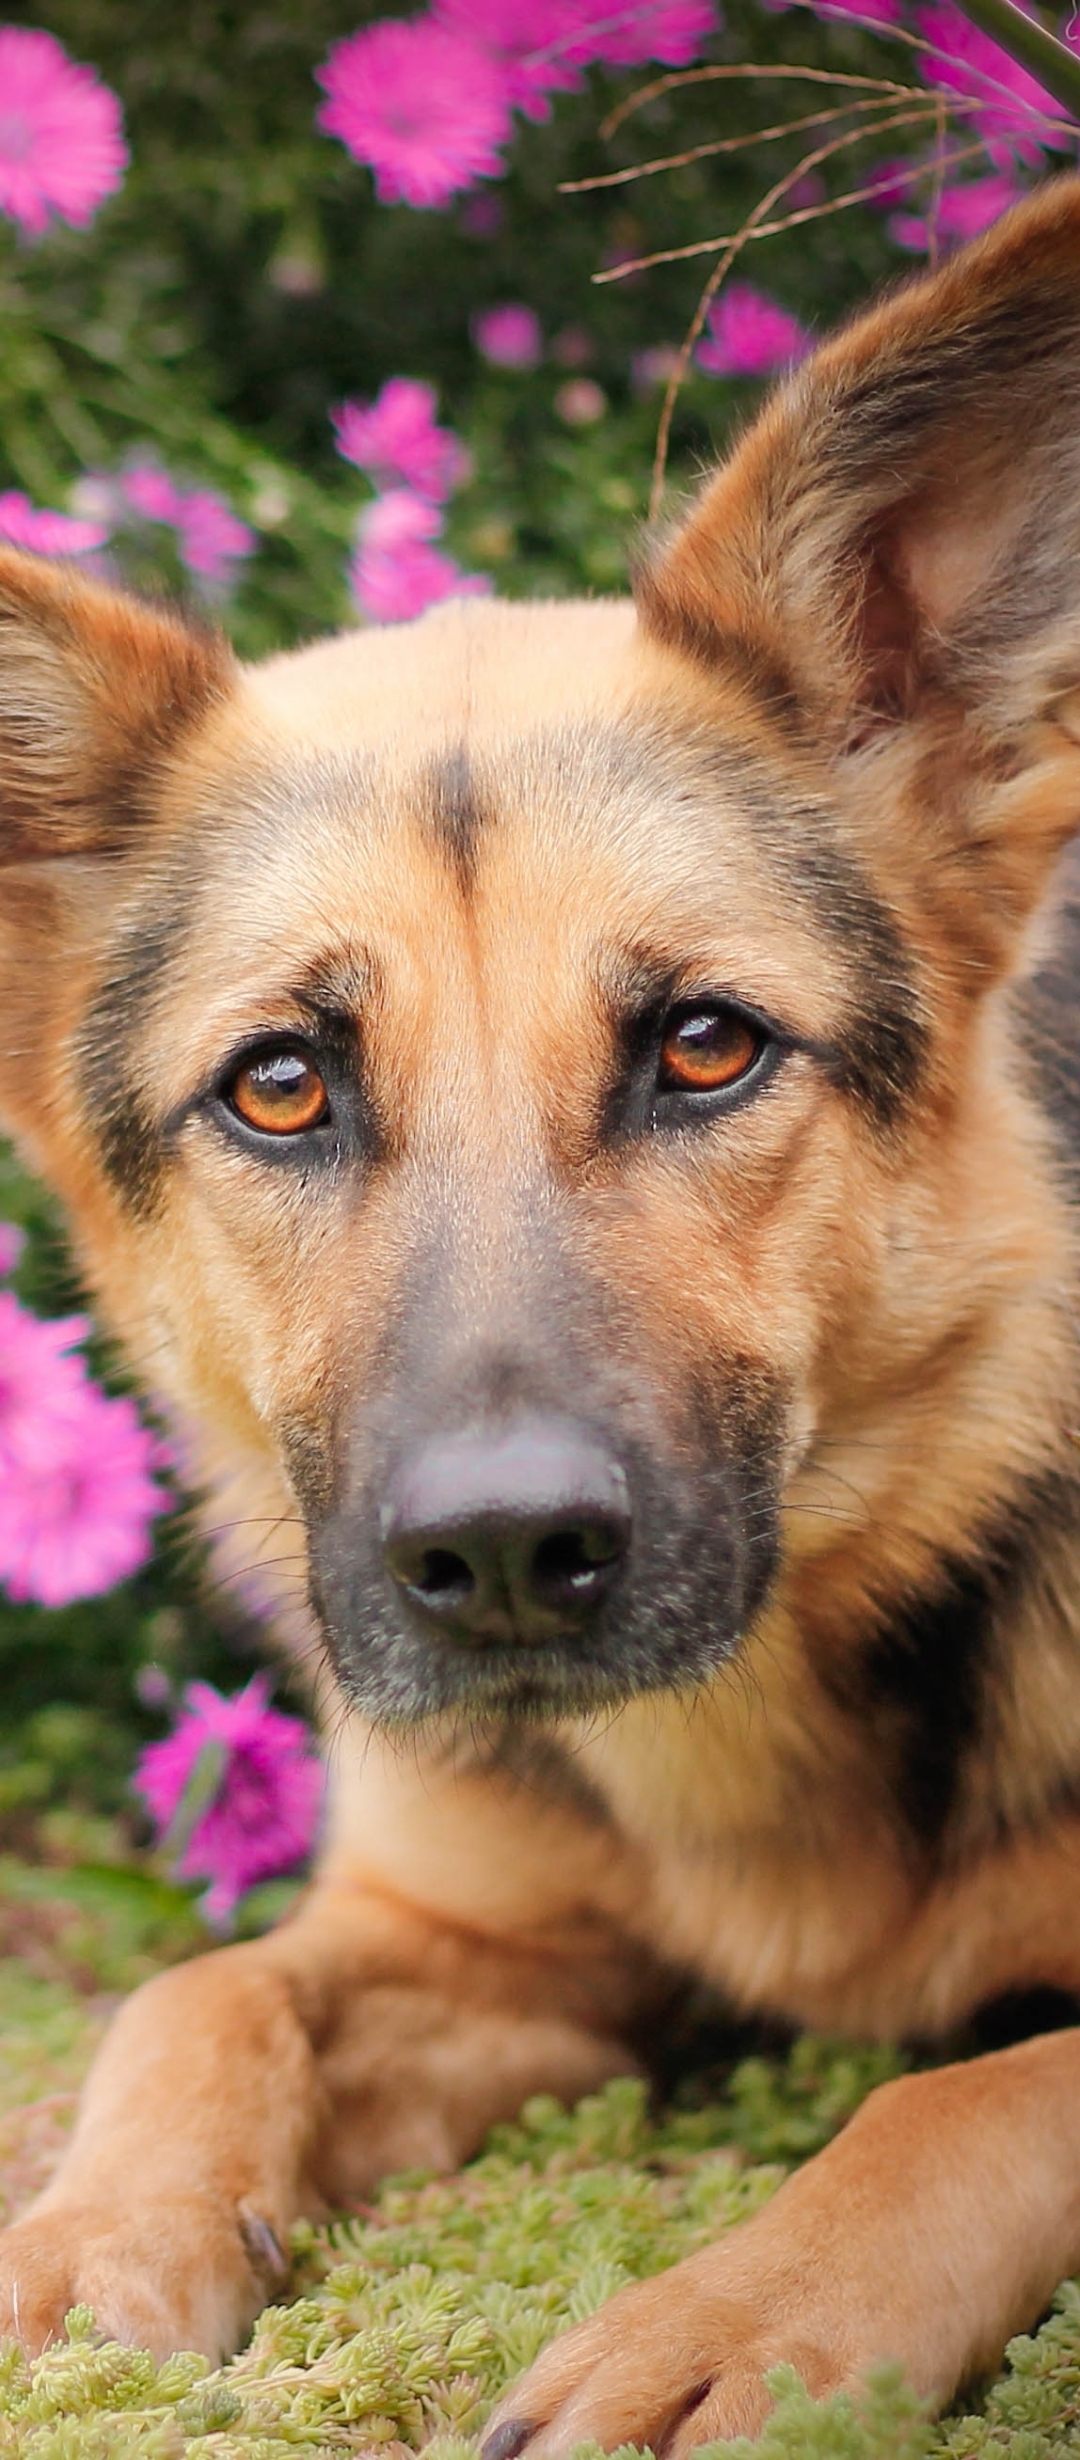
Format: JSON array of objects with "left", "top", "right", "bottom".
[
  {"left": 0, "top": 544, "right": 234, "bottom": 863},
  {"left": 638, "top": 177, "right": 1080, "bottom": 936}
]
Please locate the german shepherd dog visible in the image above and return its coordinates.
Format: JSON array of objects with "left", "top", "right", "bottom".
[{"left": 5, "top": 172, "right": 1080, "bottom": 2446}]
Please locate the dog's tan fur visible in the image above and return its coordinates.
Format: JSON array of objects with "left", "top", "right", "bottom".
[{"left": 5, "top": 178, "right": 1080, "bottom": 2445}]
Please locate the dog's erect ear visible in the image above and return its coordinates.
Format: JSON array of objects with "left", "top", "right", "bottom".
[
  {"left": 0, "top": 545, "right": 234, "bottom": 863},
  {"left": 638, "top": 177, "right": 1080, "bottom": 802}
]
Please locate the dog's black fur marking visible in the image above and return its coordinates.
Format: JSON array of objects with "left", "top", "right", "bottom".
[
  {"left": 777, "top": 833, "right": 928, "bottom": 1130},
  {"left": 834, "top": 1475, "right": 1078, "bottom": 1854},
  {"left": 1016, "top": 842, "right": 1080, "bottom": 1190},
  {"left": 642, "top": 721, "right": 929, "bottom": 1131},
  {"left": 76, "top": 893, "right": 191, "bottom": 1218},
  {"left": 427, "top": 745, "right": 485, "bottom": 890}
]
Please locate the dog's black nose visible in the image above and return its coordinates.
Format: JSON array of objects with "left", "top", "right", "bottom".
[{"left": 381, "top": 1417, "right": 631, "bottom": 1644}]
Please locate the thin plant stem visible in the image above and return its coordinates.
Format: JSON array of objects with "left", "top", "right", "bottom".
[
  {"left": 609, "top": 133, "right": 991, "bottom": 279},
  {"left": 926, "top": 87, "right": 949, "bottom": 266},
  {"left": 579, "top": 0, "right": 1080, "bottom": 527},
  {"left": 603, "top": 31, "right": 1078, "bottom": 148},
  {"left": 599, "top": 100, "right": 946, "bottom": 281},
  {"left": 600, "top": 59, "right": 915, "bottom": 141},
  {"left": 644, "top": 118, "right": 990, "bottom": 520},
  {"left": 561, "top": 96, "right": 892, "bottom": 191}
]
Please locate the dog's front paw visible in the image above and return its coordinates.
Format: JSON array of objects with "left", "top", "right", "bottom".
[
  {"left": 482, "top": 2243, "right": 863, "bottom": 2460},
  {"left": 0, "top": 2193, "right": 288, "bottom": 2361}
]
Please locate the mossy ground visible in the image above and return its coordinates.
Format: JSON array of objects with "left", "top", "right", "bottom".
[{"left": 2, "top": 1864, "right": 1080, "bottom": 2460}]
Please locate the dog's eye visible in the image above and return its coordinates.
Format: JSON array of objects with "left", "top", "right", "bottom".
[
  {"left": 658, "top": 1006, "right": 765, "bottom": 1096},
  {"left": 226, "top": 1046, "right": 330, "bottom": 1136}
]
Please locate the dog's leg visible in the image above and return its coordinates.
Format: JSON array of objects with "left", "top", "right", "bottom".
[
  {"left": 483, "top": 2028, "right": 1080, "bottom": 2456},
  {"left": 0, "top": 1873, "right": 635, "bottom": 2362}
]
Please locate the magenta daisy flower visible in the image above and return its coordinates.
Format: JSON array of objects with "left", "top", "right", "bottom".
[
  {"left": 573, "top": 0, "right": 719, "bottom": 68},
  {"left": 135, "top": 1675, "right": 325, "bottom": 1925},
  {"left": 0, "top": 1292, "right": 165, "bottom": 1608},
  {"left": 0, "top": 28, "right": 126, "bottom": 237},
  {"left": 350, "top": 488, "right": 492, "bottom": 623},
  {"left": 316, "top": 18, "right": 513, "bottom": 208},
  {"left": 916, "top": 1, "right": 1069, "bottom": 163},
  {"left": 889, "top": 169, "right": 1024, "bottom": 253},
  {"left": 435, "top": 0, "right": 583, "bottom": 117},
  {"left": 175, "top": 488, "right": 255, "bottom": 580},
  {"left": 0, "top": 489, "right": 109, "bottom": 556},
  {"left": 697, "top": 283, "right": 811, "bottom": 377},
  {"left": 333, "top": 377, "right": 470, "bottom": 501},
  {"left": 122, "top": 464, "right": 187, "bottom": 525},
  {"left": 121, "top": 462, "right": 255, "bottom": 583}
]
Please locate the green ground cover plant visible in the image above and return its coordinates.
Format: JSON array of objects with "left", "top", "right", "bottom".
[{"left": 2, "top": 1952, "right": 1080, "bottom": 2460}]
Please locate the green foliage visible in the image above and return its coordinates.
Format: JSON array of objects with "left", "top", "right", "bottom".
[
  {"left": 1, "top": 2066, "right": 1080, "bottom": 2457},
  {"left": 3, "top": 0, "right": 908, "bottom": 643}
]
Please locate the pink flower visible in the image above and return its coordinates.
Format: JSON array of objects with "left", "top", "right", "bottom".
[
  {"left": 350, "top": 488, "right": 492, "bottom": 623},
  {"left": 697, "top": 283, "right": 811, "bottom": 376},
  {"left": 135, "top": 1674, "right": 324, "bottom": 1925},
  {"left": 0, "top": 489, "right": 109, "bottom": 555},
  {"left": 916, "top": 1, "right": 1070, "bottom": 163},
  {"left": 122, "top": 465, "right": 186, "bottom": 525},
  {"left": 121, "top": 463, "right": 254, "bottom": 582},
  {"left": 436, "top": 0, "right": 717, "bottom": 110},
  {"left": 317, "top": 18, "right": 512, "bottom": 208},
  {"left": 889, "top": 169, "right": 1024, "bottom": 251},
  {"left": 568, "top": 0, "right": 719, "bottom": 67},
  {"left": 435, "top": 0, "right": 582, "bottom": 116},
  {"left": 0, "top": 27, "right": 126, "bottom": 236},
  {"left": 333, "top": 377, "right": 470, "bottom": 501},
  {"left": 0, "top": 1293, "right": 92, "bottom": 1445},
  {"left": 472, "top": 302, "right": 543, "bottom": 368},
  {"left": 175, "top": 489, "right": 255, "bottom": 580},
  {"left": 0, "top": 1225, "right": 25, "bottom": 1278},
  {"left": 0, "top": 1292, "right": 165, "bottom": 1608}
]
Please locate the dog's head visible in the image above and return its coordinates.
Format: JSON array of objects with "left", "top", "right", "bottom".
[{"left": 5, "top": 180, "right": 1080, "bottom": 1729}]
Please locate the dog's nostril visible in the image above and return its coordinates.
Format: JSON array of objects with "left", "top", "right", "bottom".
[
  {"left": 531, "top": 1522, "right": 625, "bottom": 1605},
  {"left": 412, "top": 1547, "right": 475, "bottom": 1604}
]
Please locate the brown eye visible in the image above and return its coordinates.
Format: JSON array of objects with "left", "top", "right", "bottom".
[
  {"left": 658, "top": 1007, "right": 764, "bottom": 1095},
  {"left": 227, "top": 1046, "right": 329, "bottom": 1136}
]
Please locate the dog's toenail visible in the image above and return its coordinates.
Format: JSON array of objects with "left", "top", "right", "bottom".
[
  {"left": 482, "top": 2419, "right": 535, "bottom": 2460},
  {"left": 237, "top": 2203, "right": 288, "bottom": 2286}
]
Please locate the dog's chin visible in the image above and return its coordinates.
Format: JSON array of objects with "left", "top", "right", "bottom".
[{"left": 311, "top": 1590, "right": 753, "bottom": 1730}]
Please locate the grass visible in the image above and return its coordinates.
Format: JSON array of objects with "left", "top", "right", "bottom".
[{"left": 2, "top": 1862, "right": 1080, "bottom": 2460}]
